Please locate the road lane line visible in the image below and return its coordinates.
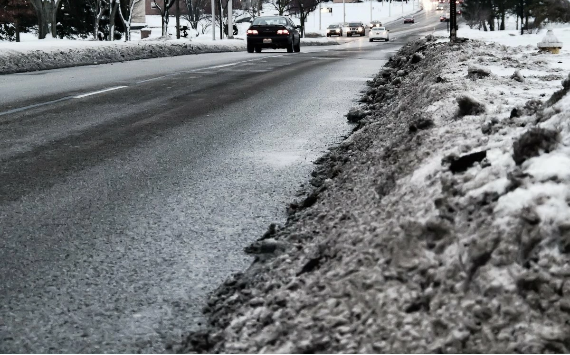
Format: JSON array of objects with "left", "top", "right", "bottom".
[
  {"left": 2, "top": 55, "right": 299, "bottom": 117},
  {"left": 74, "top": 86, "right": 128, "bottom": 99},
  {"left": 0, "top": 96, "right": 73, "bottom": 117}
]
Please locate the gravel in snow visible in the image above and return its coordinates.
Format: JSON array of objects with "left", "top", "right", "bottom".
[{"left": 174, "top": 35, "right": 570, "bottom": 353}]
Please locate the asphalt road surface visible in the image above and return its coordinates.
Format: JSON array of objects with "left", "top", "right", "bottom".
[{"left": 0, "top": 11, "right": 446, "bottom": 353}]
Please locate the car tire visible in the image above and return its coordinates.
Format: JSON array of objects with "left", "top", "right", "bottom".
[
  {"left": 287, "top": 40, "right": 294, "bottom": 53},
  {"left": 369, "top": 39, "right": 373, "bottom": 42},
  {"left": 247, "top": 42, "right": 254, "bottom": 53},
  {"left": 255, "top": 46, "right": 262, "bottom": 53},
  {"left": 326, "top": 34, "right": 330, "bottom": 37},
  {"left": 294, "top": 39, "right": 300, "bottom": 52}
]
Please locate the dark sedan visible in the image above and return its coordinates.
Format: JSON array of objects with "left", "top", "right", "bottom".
[
  {"left": 246, "top": 16, "right": 301, "bottom": 53},
  {"left": 404, "top": 16, "right": 415, "bottom": 23}
]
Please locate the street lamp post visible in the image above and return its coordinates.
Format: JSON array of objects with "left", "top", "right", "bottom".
[
  {"left": 176, "top": 0, "right": 180, "bottom": 39},
  {"left": 450, "top": 0, "right": 456, "bottom": 41},
  {"left": 228, "top": 0, "right": 233, "bottom": 39},
  {"left": 211, "top": 0, "right": 216, "bottom": 40},
  {"left": 343, "top": 0, "right": 345, "bottom": 24}
]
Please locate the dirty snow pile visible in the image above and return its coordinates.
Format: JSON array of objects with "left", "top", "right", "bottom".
[
  {"left": 0, "top": 36, "right": 339, "bottom": 75},
  {"left": 176, "top": 34, "right": 570, "bottom": 353}
]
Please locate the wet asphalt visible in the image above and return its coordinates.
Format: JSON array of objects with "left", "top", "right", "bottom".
[{"left": 0, "top": 13, "right": 446, "bottom": 353}]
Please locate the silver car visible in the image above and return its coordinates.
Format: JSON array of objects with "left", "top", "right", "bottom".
[{"left": 369, "top": 26, "right": 389, "bottom": 42}]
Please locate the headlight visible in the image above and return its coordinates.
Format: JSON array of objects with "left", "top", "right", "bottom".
[
  {"left": 327, "top": 29, "right": 330, "bottom": 32},
  {"left": 359, "top": 27, "right": 363, "bottom": 31}
]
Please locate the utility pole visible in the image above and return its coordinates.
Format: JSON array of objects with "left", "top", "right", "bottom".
[
  {"left": 176, "top": 0, "right": 180, "bottom": 39},
  {"left": 450, "top": 0, "right": 456, "bottom": 41},
  {"left": 520, "top": 0, "right": 524, "bottom": 35},
  {"left": 370, "top": 0, "right": 372, "bottom": 22},
  {"left": 228, "top": 0, "right": 233, "bottom": 38},
  {"left": 401, "top": 0, "right": 403, "bottom": 14},
  {"left": 343, "top": 0, "right": 345, "bottom": 23},
  {"left": 319, "top": 2, "right": 321, "bottom": 30},
  {"left": 212, "top": 0, "right": 216, "bottom": 39}
]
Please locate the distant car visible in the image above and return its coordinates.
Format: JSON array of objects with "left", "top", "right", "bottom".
[
  {"left": 369, "top": 20, "right": 383, "bottom": 28},
  {"left": 436, "top": 4, "right": 444, "bottom": 10},
  {"left": 246, "top": 16, "right": 301, "bottom": 53},
  {"left": 457, "top": 9, "right": 462, "bottom": 14},
  {"left": 368, "top": 26, "right": 389, "bottom": 42},
  {"left": 235, "top": 16, "right": 252, "bottom": 23},
  {"left": 346, "top": 22, "right": 365, "bottom": 36},
  {"left": 404, "top": 16, "right": 415, "bottom": 24},
  {"left": 440, "top": 14, "right": 449, "bottom": 21},
  {"left": 326, "top": 24, "right": 343, "bottom": 37}
]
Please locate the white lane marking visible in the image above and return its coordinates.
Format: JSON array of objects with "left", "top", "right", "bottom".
[
  {"left": 2, "top": 55, "right": 291, "bottom": 116},
  {"left": 136, "top": 73, "right": 181, "bottom": 84},
  {"left": 73, "top": 86, "right": 128, "bottom": 99},
  {"left": 134, "top": 56, "right": 282, "bottom": 84},
  {"left": 0, "top": 97, "right": 73, "bottom": 117}
]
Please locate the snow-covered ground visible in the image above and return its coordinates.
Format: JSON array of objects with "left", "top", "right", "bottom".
[
  {"left": 435, "top": 20, "right": 570, "bottom": 49},
  {"left": 177, "top": 19, "right": 570, "bottom": 355}
]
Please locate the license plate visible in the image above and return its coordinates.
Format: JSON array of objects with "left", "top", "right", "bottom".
[{"left": 263, "top": 38, "right": 272, "bottom": 43}]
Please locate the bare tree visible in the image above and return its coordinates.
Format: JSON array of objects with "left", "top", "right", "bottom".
[
  {"left": 290, "top": 0, "right": 320, "bottom": 37},
  {"left": 28, "top": 0, "right": 61, "bottom": 38},
  {"left": 153, "top": 0, "right": 176, "bottom": 36},
  {"left": 118, "top": 0, "right": 142, "bottom": 40},
  {"left": 183, "top": 0, "right": 209, "bottom": 31},
  {"left": 270, "top": 0, "right": 291, "bottom": 15}
]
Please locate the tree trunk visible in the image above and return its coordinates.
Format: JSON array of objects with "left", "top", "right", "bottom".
[
  {"left": 109, "top": 1, "right": 119, "bottom": 40},
  {"left": 500, "top": 12, "right": 505, "bottom": 30},
  {"left": 163, "top": 8, "right": 169, "bottom": 36},
  {"left": 15, "top": 18, "right": 20, "bottom": 42},
  {"left": 50, "top": 1, "right": 59, "bottom": 38},
  {"left": 29, "top": 0, "right": 61, "bottom": 39}
]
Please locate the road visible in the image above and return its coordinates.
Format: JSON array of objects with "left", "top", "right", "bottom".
[{"left": 0, "top": 11, "right": 446, "bottom": 353}]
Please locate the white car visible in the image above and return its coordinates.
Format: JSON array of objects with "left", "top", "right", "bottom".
[{"left": 369, "top": 26, "right": 389, "bottom": 42}]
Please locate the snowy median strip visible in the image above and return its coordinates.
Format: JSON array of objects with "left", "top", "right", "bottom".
[{"left": 73, "top": 86, "right": 128, "bottom": 99}]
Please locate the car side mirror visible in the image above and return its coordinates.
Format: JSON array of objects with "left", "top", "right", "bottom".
[{"left": 296, "top": 25, "right": 302, "bottom": 29}]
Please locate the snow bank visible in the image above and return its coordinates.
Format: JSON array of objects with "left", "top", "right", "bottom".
[
  {"left": 0, "top": 37, "right": 340, "bottom": 75},
  {"left": 176, "top": 32, "right": 570, "bottom": 353}
]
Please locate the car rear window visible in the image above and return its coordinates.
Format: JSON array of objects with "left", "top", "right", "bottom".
[{"left": 252, "top": 17, "right": 288, "bottom": 26}]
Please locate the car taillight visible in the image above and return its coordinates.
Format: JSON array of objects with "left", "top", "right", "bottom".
[
  {"left": 277, "top": 29, "right": 289, "bottom": 35},
  {"left": 247, "top": 29, "right": 258, "bottom": 35}
]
